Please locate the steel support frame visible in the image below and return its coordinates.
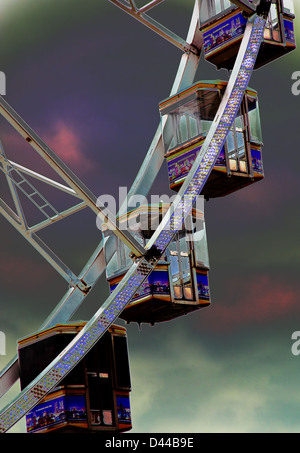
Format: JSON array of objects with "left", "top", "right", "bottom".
[
  {"left": 0, "top": 143, "right": 90, "bottom": 290},
  {"left": 0, "top": 0, "right": 203, "bottom": 400},
  {"left": 230, "top": 0, "right": 257, "bottom": 16},
  {"left": 0, "top": 96, "right": 145, "bottom": 259},
  {"left": 0, "top": 12, "right": 267, "bottom": 432},
  {"left": 107, "top": 0, "right": 200, "bottom": 54},
  {"left": 118, "top": 0, "right": 203, "bottom": 215}
]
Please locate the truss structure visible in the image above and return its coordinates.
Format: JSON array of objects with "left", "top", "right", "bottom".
[{"left": 0, "top": 0, "right": 270, "bottom": 433}]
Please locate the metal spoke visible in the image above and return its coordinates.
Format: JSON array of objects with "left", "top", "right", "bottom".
[
  {"left": 118, "top": 0, "right": 203, "bottom": 216},
  {"left": 0, "top": 0, "right": 202, "bottom": 400},
  {"left": 0, "top": 95, "right": 145, "bottom": 258},
  {"left": 108, "top": 0, "right": 198, "bottom": 53},
  {"left": 0, "top": 12, "right": 267, "bottom": 433}
]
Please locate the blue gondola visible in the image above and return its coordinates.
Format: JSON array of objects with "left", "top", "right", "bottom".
[
  {"left": 200, "top": 0, "right": 296, "bottom": 70},
  {"left": 159, "top": 80, "right": 264, "bottom": 199},
  {"left": 103, "top": 204, "right": 211, "bottom": 325},
  {"left": 17, "top": 323, "right": 132, "bottom": 433}
]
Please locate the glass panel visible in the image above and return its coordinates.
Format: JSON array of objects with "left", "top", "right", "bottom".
[
  {"left": 103, "top": 410, "right": 113, "bottom": 426},
  {"left": 170, "top": 256, "right": 182, "bottom": 298},
  {"left": 199, "top": 89, "right": 220, "bottom": 122},
  {"left": 200, "top": 0, "right": 236, "bottom": 25},
  {"left": 215, "top": 0, "right": 232, "bottom": 15},
  {"left": 113, "top": 335, "right": 131, "bottom": 389},
  {"left": 189, "top": 115, "right": 200, "bottom": 137},
  {"left": 169, "top": 235, "right": 194, "bottom": 301},
  {"left": 215, "top": 0, "right": 222, "bottom": 15},
  {"left": 122, "top": 243, "right": 132, "bottom": 268},
  {"left": 169, "top": 241, "right": 179, "bottom": 275},
  {"left": 106, "top": 239, "right": 133, "bottom": 279},
  {"left": 163, "top": 88, "right": 220, "bottom": 152},
  {"left": 264, "top": 4, "right": 281, "bottom": 42},
  {"left": 173, "top": 285, "right": 183, "bottom": 299},
  {"left": 239, "top": 160, "right": 247, "bottom": 173},
  {"left": 101, "top": 378, "right": 114, "bottom": 409},
  {"left": 86, "top": 337, "right": 115, "bottom": 426},
  {"left": 226, "top": 130, "right": 235, "bottom": 152},
  {"left": 184, "top": 285, "right": 193, "bottom": 300},
  {"left": 198, "top": 89, "right": 221, "bottom": 136},
  {"left": 179, "top": 115, "right": 188, "bottom": 143},
  {"left": 270, "top": 4, "right": 278, "bottom": 25},
  {"left": 247, "top": 96, "right": 262, "bottom": 143},
  {"left": 201, "top": 120, "right": 212, "bottom": 135},
  {"left": 88, "top": 375, "right": 101, "bottom": 412},
  {"left": 179, "top": 237, "right": 191, "bottom": 284},
  {"left": 90, "top": 410, "right": 101, "bottom": 425},
  {"left": 175, "top": 98, "right": 202, "bottom": 146},
  {"left": 264, "top": 28, "right": 272, "bottom": 40},
  {"left": 226, "top": 107, "right": 247, "bottom": 173},
  {"left": 106, "top": 251, "right": 119, "bottom": 279},
  {"left": 170, "top": 253, "right": 180, "bottom": 278},
  {"left": 174, "top": 114, "right": 181, "bottom": 146},
  {"left": 169, "top": 240, "right": 182, "bottom": 299},
  {"left": 170, "top": 114, "right": 178, "bottom": 148},
  {"left": 283, "top": 0, "right": 294, "bottom": 14},
  {"left": 180, "top": 237, "right": 194, "bottom": 300},
  {"left": 229, "top": 158, "right": 238, "bottom": 171},
  {"left": 223, "top": 0, "right": 231, "bottom": 10},
  {"left": 181, "top": 257, "right": 190, "bottom": 281},
  {"left": 200, "top": 0, "right": 213, "bottom": 23},
  {"left": 236, "top": 130, "right": 244, "bottom": 149}
]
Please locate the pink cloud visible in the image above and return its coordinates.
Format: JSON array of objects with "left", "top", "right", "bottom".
[
  {"left": 0, "top": 121, "right": 96, "bottom": 176},
  {"left": 45, "top": 121, "right": 95, "bottom": 174},
  {"left": 204, "top": 275, "right": 300, "bottom": 332}
]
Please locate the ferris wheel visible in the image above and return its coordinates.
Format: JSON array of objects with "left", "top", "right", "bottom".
[{"left": 0, "top": 0, "right": 296, "bottom": 433}]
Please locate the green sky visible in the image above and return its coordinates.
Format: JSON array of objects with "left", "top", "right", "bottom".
[{"left": 0, "top": 0, "right": 300, "bottom": 435}]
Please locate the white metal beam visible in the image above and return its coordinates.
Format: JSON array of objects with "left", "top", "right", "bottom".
[
  {"left": 107, "top": 0, "right": 199, "bottom": 53},
  {"left": 0, "top": 12, "right": 267, "bottom": 433},
  {"left": 0, "top": 237, "right": 112, "bottom": 399},
  {"left": 0, "top": 0, "right": 203, "bottom": 400},
  {"left": 6, "top": 160, "right": 79, "bottom": 198},
  {"left": 0, "top": 96, "right": 145, "bottom": 258},
  {"left": 118, "top": 0, "right": 203, "bottom": 216}
]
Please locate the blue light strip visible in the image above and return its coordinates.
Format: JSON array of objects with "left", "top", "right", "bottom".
[
  {"left": 147, "top": 14, "right": 266, "bottom": 255},
  {"left": 0, "top": 14, "right": 266, "bottom": 433}
]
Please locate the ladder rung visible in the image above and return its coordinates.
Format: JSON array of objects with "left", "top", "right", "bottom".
[{"left": 28, "top": 191, "right": 38, "bottom": 198}]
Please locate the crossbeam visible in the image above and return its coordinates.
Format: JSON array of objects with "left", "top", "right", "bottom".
[
  {"left": 0, "top": 12, "right": 267, "bottom": 433},
  {"left": 0, "top": 96, "right": 145, "bottom": 258},
  {"left": 0, "top": 0, "right": 203, "bottom": 401},
  {"left": 107, "top": 0, "right": 200, "bottom": 54}
]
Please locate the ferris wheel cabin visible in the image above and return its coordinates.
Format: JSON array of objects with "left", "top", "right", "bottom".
[
  {"left": 200, "top": 0, "right": 296, "bottom": 70},
  {"left": 103, "top": 204, "right": 210, "bottom": 326},
  {"left": 159, "top": 80, "right": 264, "bottom": 199},
  {"left": 17, "top": 323, "right": 132, "bottom": 433}
]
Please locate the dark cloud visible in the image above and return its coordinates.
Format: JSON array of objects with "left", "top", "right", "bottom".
[{"left": 0, "top": 0, "right": 299, "bottom": 434}]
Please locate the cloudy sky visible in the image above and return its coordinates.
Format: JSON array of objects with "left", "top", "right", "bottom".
[{"left": 0, "top": 0, "right": 300, "bottom": 434}]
